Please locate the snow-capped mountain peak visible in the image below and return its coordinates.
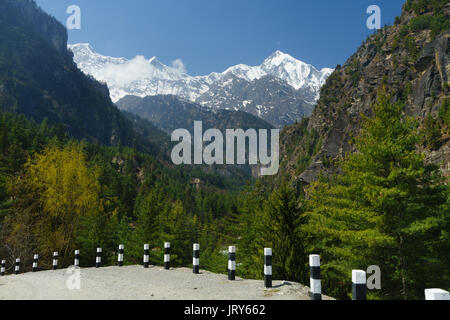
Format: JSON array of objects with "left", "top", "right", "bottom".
[
  {"left": 68, "top": 44, "right": 333, "bottom": 126},
  {"left": 264, "top": 50, "right": 300, "bottom": 66},
  {"left": 71, "top": 42, "right": 94, "bottom": 54},
  {"left": 219, "top": 50, "right": 329, "bottom": 92},
  {"left": 262, "top": 51, "right": 325, "bottom": 90}
]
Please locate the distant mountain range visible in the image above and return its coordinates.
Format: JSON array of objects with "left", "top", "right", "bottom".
[
  {"left": 116, "top": 94, "right": 274, "bottom": 134},
  {"left": 0, "top": 0, "right": 263, "bottom": 179},
  {"left": 69, "top": 44, "right": 333, "bottom": 127}
]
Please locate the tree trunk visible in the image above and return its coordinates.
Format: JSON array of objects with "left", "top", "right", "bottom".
[{"left": 398, "top": 236, "right": 408, "bottom": 300}]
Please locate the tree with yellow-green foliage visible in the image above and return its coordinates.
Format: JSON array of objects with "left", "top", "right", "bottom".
[{"left": 4, "top": 141, "right": 108, "bottom": 268}]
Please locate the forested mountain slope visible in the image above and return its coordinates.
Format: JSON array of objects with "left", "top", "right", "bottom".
[
  {"left": 116, "top": 94, "right": 274, "bottom": 134},
  {"left": 0, "top": 0, "right": 138, "bottom": 148},
  {"left": 235, "top": 0, "right": 449, "bottom": 301},
  {"left": 0, "top": 0, "right": 252, "bottom": 282},
  {"left": 278, "top": 0, "right": 449, "bottom": 184}
]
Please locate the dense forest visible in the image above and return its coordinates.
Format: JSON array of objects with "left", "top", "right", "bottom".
[
  {"left": 1, "top": 89, "right": 448, "bottom": 300},
  {"left": 0, "top": 110, "right": 243, "bottom": 273},
  {"left": 0, "top": 0, "right": 449, "bottom": 301}
]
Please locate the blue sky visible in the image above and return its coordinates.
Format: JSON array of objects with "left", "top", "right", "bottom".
[{"left": 35, "top": 0, "right": 405, "bottom": 75}]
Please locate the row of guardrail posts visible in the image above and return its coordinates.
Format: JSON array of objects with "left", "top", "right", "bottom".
[{"left": 1, "top": 246, "right": 449, "bottom": 300}]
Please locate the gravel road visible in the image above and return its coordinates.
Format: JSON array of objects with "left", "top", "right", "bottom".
[{"left": 0, "top": 265, "right": 332, "bottom": 300}]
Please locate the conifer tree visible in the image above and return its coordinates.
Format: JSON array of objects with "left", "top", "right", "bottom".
[
  {"left": 303, "top": 91, "right": 449, "bottom": 299},
  {"left": 155, "top": 200, "right": 198, "bottom": 267},
  {"left": 262, "top": 181, "right": 307, "bottom": 283},
  {"left": 238, "top": 180, "right": 307, "bottom": 282}
]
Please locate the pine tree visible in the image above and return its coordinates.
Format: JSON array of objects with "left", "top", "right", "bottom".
[
  {"left": 155, "top": 200, "right": 198, "bottom": 267},
  {"left": 262, "top": 181, "right": 307, "bottom": 283},
  {"left": 127, "top": 186, "right": 167, "bottom": 264},
  {"left": 236, "top": 180, "right": 269, "bottom": 280},
  {"left": 238, "top": 180, "right": 307, "bottom": 282},
  {"left": 303, "top": 91, "right": 449, "bottom": 299}
]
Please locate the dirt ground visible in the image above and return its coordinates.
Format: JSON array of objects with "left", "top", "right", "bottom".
[{"left": 0, "top": 265, "right": 333, "bottom": 300}]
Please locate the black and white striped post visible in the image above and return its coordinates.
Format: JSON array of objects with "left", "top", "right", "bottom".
[
  {"left": 228, "top": 246, "right": 236, "bottom": 281},
  {"left": 143, "top": 244, "right": 150, "bottom": 268},
  {"left": 352, "top": 270, "right": 367, "bottom": 300},
  {"left": 118, "top": 244, "right": 124, "bottom": 267},
  {"left": 425, "top": 289, "right": 450, "bottom": 300},
  {"left": 14, "top": 258, "right": 20, "bottom": 275},
  {"left": 264, "top": 248, "right": 272, "bottom": 288},
  {"left": 74, "top": 250, "right": 80, "bottom": 267},
  {"left": 193, "top": 243, "right": 200, "bottom": 274},
  {"left": 96, "top": 248, "right": 102, "bottom": 268},
  {"left": 32, "top": 254, "right": 39, "bottom": 272},
  {"left": 52, "top": 252, "right": 58, "bottom": 270},
  {"left": 164, "top": 242, "right": 170, "bottom": 270},
  {"left": 1, "top": 260, "right": 5, "bottom": 276},
  {"left": 309, "top": 254, "right": 322, "bottom": 300}
]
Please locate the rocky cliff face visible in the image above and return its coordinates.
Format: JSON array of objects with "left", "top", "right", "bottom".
[
  {"left": 279, "top": 1, "right": 450, "bottom": 184},
  {"left": 196, "top": 74, "right": 315, "bottom": 127},
  {"left": 0, "top": 0, "right": 144, "bottom": 149}
]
